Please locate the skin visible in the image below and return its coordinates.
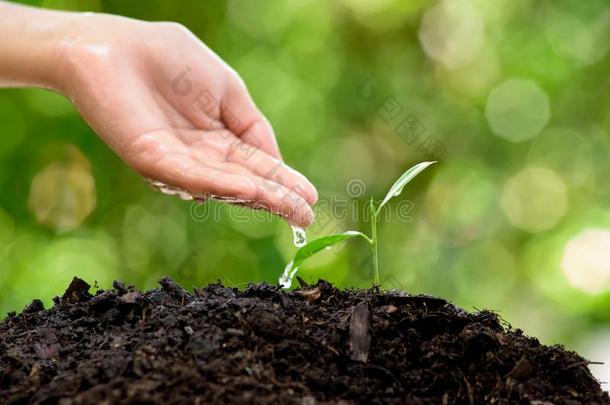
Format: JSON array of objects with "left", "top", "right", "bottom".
[{"left": 0, "top": 2, "right": 318, "bottom": 227}]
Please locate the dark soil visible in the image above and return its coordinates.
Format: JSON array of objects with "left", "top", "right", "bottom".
[{"left": 0, "top": 277, "right": 608, "bottom": 404}]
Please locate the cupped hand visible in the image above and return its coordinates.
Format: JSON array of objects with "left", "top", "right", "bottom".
[{"left": 54, "top": 14, "right": 317, "bottom": 226}]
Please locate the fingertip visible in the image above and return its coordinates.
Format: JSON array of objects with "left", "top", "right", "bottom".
[
  {"left": 278, "top": 193, "right": 315, "bottom": 228},
  {"left": 287, "top": 203, "right": 315, "bottom": 228}
]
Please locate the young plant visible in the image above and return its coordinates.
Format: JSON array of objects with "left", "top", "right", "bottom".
[{"left": 279, "top": 161, "right": 436, "bottom": 289}]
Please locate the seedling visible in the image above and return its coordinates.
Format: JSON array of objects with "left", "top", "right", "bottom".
[{"left": 279, "top": 161, "right": 436, "bottom": 289}]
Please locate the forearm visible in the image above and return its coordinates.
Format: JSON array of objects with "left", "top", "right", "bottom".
[{"left": 0, "top": 1, "right": 76, "bottom": 90}]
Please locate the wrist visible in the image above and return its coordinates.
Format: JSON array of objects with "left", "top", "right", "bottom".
[{"left": 0, "top": 3, "right": 81, "bottom": 91}]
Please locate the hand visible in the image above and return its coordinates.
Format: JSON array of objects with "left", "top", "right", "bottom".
[{"left": 51, "top": 14, "right": 318, "bottom": 226}]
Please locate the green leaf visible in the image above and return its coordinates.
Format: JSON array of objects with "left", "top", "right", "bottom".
[
  {"left": 279, "top": 231, "right": 370, "bottom": 288},
  {"left": 292, "top": 231, "right": 370, "bottom": 266},
  {"left": 376, "top": 161, "right": 436, "bottom": 215}
]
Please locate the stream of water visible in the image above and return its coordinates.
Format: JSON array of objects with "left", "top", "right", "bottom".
[{"left": 277, "top": 225, "right": 309, "bottom": 289}]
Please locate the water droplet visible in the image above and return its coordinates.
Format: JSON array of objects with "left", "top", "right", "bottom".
[
  {"left": 278, "top": 260, "right": 299, "bottom": 289},
  {"left": 291, "top": 225, "right": 307, "bottom": 248},
  {"left": 325, "top": 246, "right": 332, "bottom": 250},
  {"left": 145, "top": 178, "right": 274, "bottom": 211},
  {"left": 145, "top": 178, "right": 196, "bottom": 201}
]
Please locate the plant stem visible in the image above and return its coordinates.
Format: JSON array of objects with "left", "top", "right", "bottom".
[{"left": 369, "top": 199, "right": 379, "bottom": 287}]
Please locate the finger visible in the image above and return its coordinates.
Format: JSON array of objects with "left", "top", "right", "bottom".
[
  {"left": 142, "top": 153, "right": 314, "bottom": 227},
  {"left": 221, "top": 74, "right": 283, "bottom": 160},
  {"left": 195, "top": 129, "right": 318, "bottom": 206},
  {"left": 226, "top": 141, "right": 318, "bottom": 206},
  {"left": 142, "top": 153, "right": 258, "bottom": 201},
  {"left": 239, "top": 172, "right": 315, "bottom": 227}
]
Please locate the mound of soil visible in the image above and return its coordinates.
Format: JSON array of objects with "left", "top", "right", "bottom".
[{"left": 0, "top": 277, "right": 607, "bottom": 404}]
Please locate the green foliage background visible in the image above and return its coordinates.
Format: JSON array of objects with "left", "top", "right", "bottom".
[{"left": 1, "top": 0, "right": 610, "bottom": 376}]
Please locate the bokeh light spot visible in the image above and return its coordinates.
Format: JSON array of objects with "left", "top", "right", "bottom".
[
  {"left": 419, "top": 0, "right": 485, "bottom": 69},
  {"left": 29, "top": 160, "right": 96, "bottom": 232},
  {"left": 485, "top": 79, "right": 550, "bottom": 142},
  {"left": 561, "top": 229, "right": 610, "bottom": 294},
  {"left": 437, "top": 45, "right": 500, "bottom": 98},
  {"left": 501, "top": 166, "right": 567, "bottom": 233}
]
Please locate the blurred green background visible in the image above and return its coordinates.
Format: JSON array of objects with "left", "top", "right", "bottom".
[{"left": 1, "top": 0, "right": 610, "bottom": 384}]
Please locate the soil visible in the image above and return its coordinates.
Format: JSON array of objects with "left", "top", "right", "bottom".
[{"left": 0, "top": 276, "right": 608, "bottom": 404}]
